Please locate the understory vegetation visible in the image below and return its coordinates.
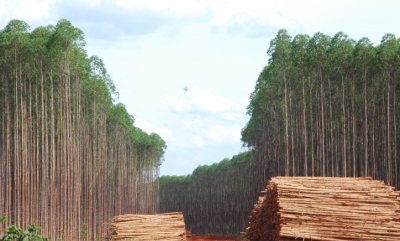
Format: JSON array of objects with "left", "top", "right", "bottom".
[
  {"left": 160, "top": 29, "right": 400, "bottom": 235},
  {"left": 0, "top": 19, "right": 166, "bottom": 240},
  {"left": 0, "top": 217, "right": 49, "bottom": 241}
]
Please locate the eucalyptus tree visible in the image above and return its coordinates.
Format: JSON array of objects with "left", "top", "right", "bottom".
[
  {"left": 376, "top": 33, "right": 399, "bottom": 186},
  {"left": 29, "top": 24, "right": 55, "bottom": 230},
  {"left": 267, "top": 29, "right": 292, "bottom": 176},
  {"left": 306, "top": 32, "right": 330, "bottom": 176},
  {"left": 160, "top": 152, "right": 257, "bottom": 235},
  {"left": 0, "top": 19, "right": 166, "bottom": 240},
  {"left": 161, "top": 30, "right": 400, "bottom": 237},
  {"left": 291, "top": 34, "right": 310, "bottom": 176},
  {"left": 0, "top": 19, "right": 31, "bottom": 227},
  {"left": 353, "top": 37, "right": 375, "bottom": 177},
  {"left": 327, "top": 32, "right": 355, "bottom": 177}
]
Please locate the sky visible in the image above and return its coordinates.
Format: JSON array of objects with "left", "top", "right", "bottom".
[{"left": 1, "top": 0, "right": 400, "bottom": 176}]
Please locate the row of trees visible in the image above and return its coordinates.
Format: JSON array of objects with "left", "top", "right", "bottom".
[
  {"left": 0, "top": 19, "right": 166, "bottom": 240},
  {"left": 160, "top": 30, "right": 400, "bottom": 235},
  {"left": 242, "top": 30, "right": 400, "bottom": 188},
  {"left": 159, "top": 152, "right": 261, "bottom": 235}
]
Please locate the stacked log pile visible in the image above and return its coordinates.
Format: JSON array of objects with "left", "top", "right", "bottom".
[
  {"left": 246, "top": 177, "right": 400, "bottom": 240},
  {"left": 110, "top": 212, "right": 187, "bottom": 240}
]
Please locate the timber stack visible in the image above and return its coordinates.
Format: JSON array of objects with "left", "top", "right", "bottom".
[
  {"left": 109, "top": 212, "right": 187, "bottom": 240},
  {"left": 246, "top": 176, "right": 400, "bottom": 240}
]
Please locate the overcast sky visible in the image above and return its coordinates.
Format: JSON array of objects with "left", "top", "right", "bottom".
[{"left": 1, "top": 0, "right": 400, "bottom": 176}]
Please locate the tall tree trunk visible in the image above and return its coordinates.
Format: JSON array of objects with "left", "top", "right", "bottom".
[
  {"left": 302, "top": 77, "right": 308, "bottom": 176},
  {"left": 284, "top": 72, "right": 290, "bottom": 176}
]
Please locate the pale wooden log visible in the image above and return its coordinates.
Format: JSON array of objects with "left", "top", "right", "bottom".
[
  {"left": 109, "top": 212, "right": 187, "bottom": 241},
  {"left": 246, "top": 177, "right": 400, "bottom": 240}
]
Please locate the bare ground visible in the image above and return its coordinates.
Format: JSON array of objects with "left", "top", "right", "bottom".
[{"left": 187, "top": 236, "right": 240, "bottom": 241}]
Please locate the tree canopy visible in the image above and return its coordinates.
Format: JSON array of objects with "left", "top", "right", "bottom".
[
  {"left": 242, "top": 29, "right": 400, "bottom": 187},
  {"left": 160, "top": 29, "right": 400, "bottom": 236},
  {"left": 159, "top": 152, "right": 259, "bottom": 235},
  {"left": 0, "top": 19, "right": 166, "bottom": 240}
]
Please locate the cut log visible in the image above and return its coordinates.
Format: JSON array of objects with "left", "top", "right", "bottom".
[
  {"left": 246, "top": 177, "right": 400, "bottom": 241},
  {"left": 109, "top": 212, "right": 187, "bottom": 240}
]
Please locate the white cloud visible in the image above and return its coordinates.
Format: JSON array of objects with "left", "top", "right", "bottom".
[
  {"left": 0, "top": 0, "right": 302, "bottom": 41},
  {"left": 167, "top": 135, "right": 191, "bottom": 149},
  {"left": 182, "top": 118, "right": 242, "bottom": 145},
  {"left": 269, "top": 12, "right": 299, "bottom": 30},
  {"left": 220, "top": 113, "right": 246, "bottom": 121},
  {"left": 0, "top": 0, "right": 53, "bottom": 22},
  {"left": 134, "top": 118, "right": 171, "bottom": 136},
  {"left": 222, "top": 12, "right": 301, "bottom": 38},
  {"left": 134, "top": 118, "right": 192, "bottom": 149},
  {"left": 199, "top": 1, "right": 301, "bottom": 37},
  {"left": 62, "top": 0, "right": 103, "bottom": 6},
  {"left": 116, "top": 0, "right": 207, "bottom": 16},
  {"left": 188, "top": 88, "right": 233, "bottom": 113},
  {"left": 165, "top": 87, "right": 235, "bottom": 114},
  {"left": 206, "top": 125, "right": 242, "bottom": 144},
  {"left": 192, "top": 136, "right": 206, "bottom": 147},
  {"left": 164, "top": 95, "right": 186, "bottom": 113},
  {"left": 183, "top": 119, "right": 206, "bottom": 130}
]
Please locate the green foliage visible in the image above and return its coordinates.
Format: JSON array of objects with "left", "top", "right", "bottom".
[
  {"left": 159, "top": 175, "right": 192, "bottom": 185},
  {"left": 160, "top": 151, "right": 257, "bottom": 235},
  {"left": 150, "top": 133, "right": 167, "bottom": 158},
  {"left": 162, "top": 29, "right": 400, "bottom": 236},
  {"left": 89, "top": 55, "right": 119, "bottom": 102},
  {"left": 48, "top": 19, "right": 85, "bottom": 50},
  {"left": 243, "top": 29, "right": 400, "bottom": 184},
  {"left": 0, "top": 224, "right": 49, "bottom": 241},
  {"left": 0, "top": 18, "right": 166, "bottom": 240}
]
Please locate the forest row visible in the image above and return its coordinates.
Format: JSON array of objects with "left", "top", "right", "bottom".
[
  {"left": 0, "top": 19, "right": 166, "bottom": 240},
  {"left": 160, "top": 152, "right": 259, "bottom": 235},
  {"left": 160, "top": 30, "right": 400, "bottom": 235},
  {"left": 242, "top": 29, "right": 400, "bottom": 187}
]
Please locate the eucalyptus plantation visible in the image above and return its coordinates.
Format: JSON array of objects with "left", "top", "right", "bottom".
[
  {"left": 242, "top": 29, "right": 400, "bottom": 188},
  {"left": 159, "top": 152, "right": 259, "bottom": 235},
  {"left": 160, "top": 29, "right": 400, "bottom": 236},
  {"left": 0, "top": 19, "right": 166, "bottom": 240}
]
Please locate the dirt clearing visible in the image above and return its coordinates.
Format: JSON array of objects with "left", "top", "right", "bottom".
[{"left": 188, "top": 236, "right": 239, "bottom": 241}]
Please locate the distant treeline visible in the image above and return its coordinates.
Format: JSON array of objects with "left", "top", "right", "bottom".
[
  {"left": 0, "top": 19, "right": 166, "bottom": 240},
  {"left": 159, "top": 152, "right": 262, "bottom": 235},
  {"left": 160, "top": 30, "right": 400, "bottom": 235}
]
